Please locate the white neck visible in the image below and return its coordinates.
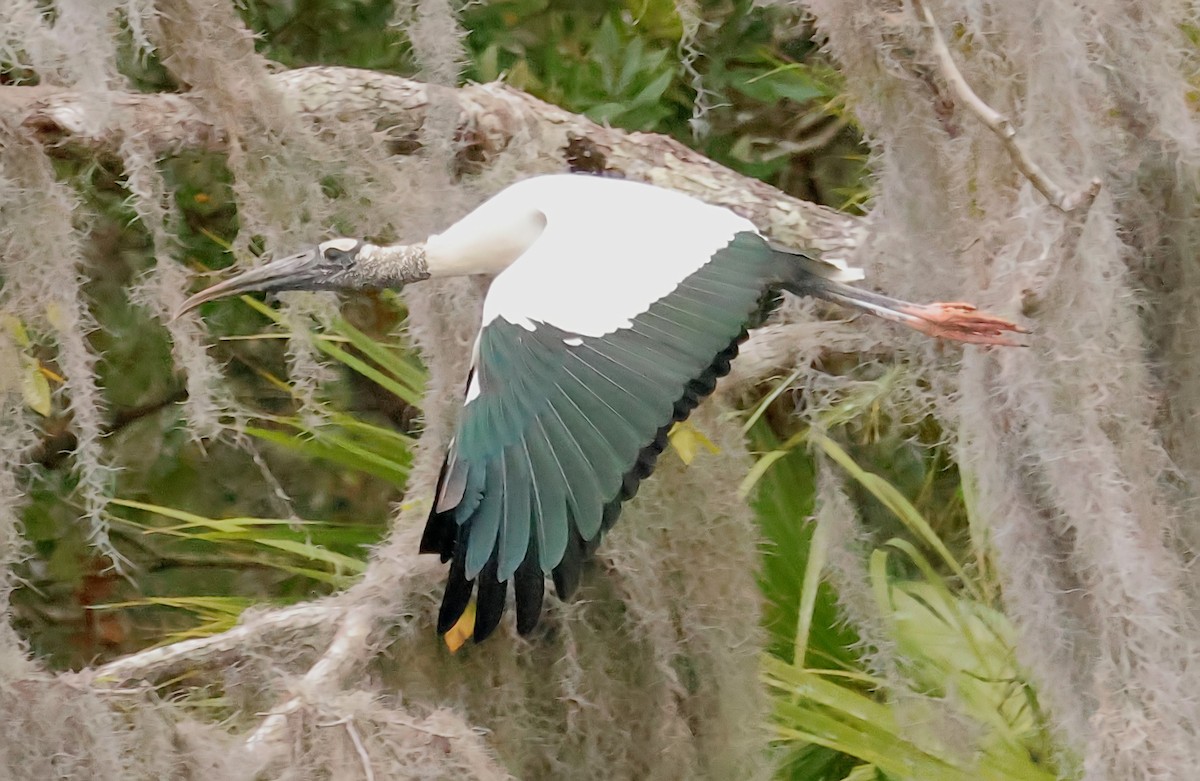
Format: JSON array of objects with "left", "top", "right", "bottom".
[{"left": 424, "top": 199, "right": 548, "bottom": 277}]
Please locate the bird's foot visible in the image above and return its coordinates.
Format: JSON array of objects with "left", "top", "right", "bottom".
[{"left": 898, "top": 302, "right": 1028, "bottom": 346}]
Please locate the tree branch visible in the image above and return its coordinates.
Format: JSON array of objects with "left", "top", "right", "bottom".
[
  {"left": 32, "top": 387, "right": 188, "bottom": 469},
  {"left": 244, "top": 605, "right": 373, "bottom": 756},
  {"left": 1, "top": 66, "right": 863, "bottom": 258},
  {"left": 911, "top": 0, "right": 1102, "bottom": 213},
  {"left": 89, "top": 601, "right": 338, "bottom": 685}
]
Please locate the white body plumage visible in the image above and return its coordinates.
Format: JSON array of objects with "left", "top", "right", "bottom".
[{"left": 428, "top": 175, "right": 862, "bottom": 337}]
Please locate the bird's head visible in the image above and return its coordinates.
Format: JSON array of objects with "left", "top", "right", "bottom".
[{"left": 175, "top": 238, "right": 428, "bottom": 319}]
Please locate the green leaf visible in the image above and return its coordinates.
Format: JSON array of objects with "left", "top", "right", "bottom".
[
  {"left": 244, "top": 424, "right": 410, "bottom": 487},
  {"left": 795, "top": 512, "right": 831, "bottom": 667},
  {"left": 617, "top": 36, "right": 645, "bottom": 94},
  {"left": 97, "top": 596, "right": 254, "bottom": 641},
  {"left": 330, "top": 317, "right": 426, "bottom": 402},
  {"left": 241, "top": 297, "right": 426, "bottom": 408},
  {"left": 253, "top": 538, "right": 366, "bottom": 574},
  {"left": 742, "top": 364, "right": 806, "bottom": 434},
  {"left": 21, "top": 355, "right": 51, "bottom": 417},
  {"left": 584, "top": 102, "right": 628, "bottom": 124},
  {"left": 813, "top": 432, "right": 978, "bottom": 600},
  {"left": 629, "top": 68, "right": 674, "bottom": 108},
  {"left": 733, "top": 65, "right": 832, "bottom": 104},
  {"left": 764, "top": 658, "right": 1056, "bottom": 781},
  {"left": 110, "top": 499, "right": 372, "bottom": 578},
  {"left": 749, "top": 420, "right": 856, "bottom": 669}
]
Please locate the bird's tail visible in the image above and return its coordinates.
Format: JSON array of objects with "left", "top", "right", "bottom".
[
  {"left": 771, "top": 242, "right": 865, "bottom": 283},
  {"left": 782, "top": 271, "right": 1026, "bottom": 347}
]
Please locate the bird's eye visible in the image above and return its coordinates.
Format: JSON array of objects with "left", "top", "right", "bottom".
[{"left": 321, "top": 240, "right": 361, "bottom": 267}]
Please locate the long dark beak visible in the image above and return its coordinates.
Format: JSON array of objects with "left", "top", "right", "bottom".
[{"left": 174, "top": 248, "right": 322, "bottom": 320}]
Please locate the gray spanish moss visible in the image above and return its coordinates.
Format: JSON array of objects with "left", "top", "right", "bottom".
[{"left": 781, "top": 0, "right": 1200, "bottom": 778}]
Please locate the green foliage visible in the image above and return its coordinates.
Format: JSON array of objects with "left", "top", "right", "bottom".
[
  {"left": 749, "top": 408, "right": 1061, "bottom": 779},
  {"left": 470, "top": 4, "right": 681, "bottom": 130},
  {"left": 459, "top": 0, "right": 867, "bottom": 203},
  {"left": 244, "top": 412, "right": 411, "bottom": 487},
  {"left": 237, "top": 295, "right": 426, "bottom": 410},
  {"left": 100, "top": 595, "right": 256, "bottom": 641},
  {"left": 750, "top": 422, "right": 859, "bottom": 780},
  {"left": 94, "top": 296, "right": 423, "bottom": 640},
  {"left": 243, "top": 0, "right": 413, "bottom": 72},
  {"left": 14, "top": 287, "right": 422, "bottom": 667},
  {"left": 750, "top": 423, "right": 857, "bottom": 670},
  {"left": 112, "top": 498, "right": 370, "bottom": 584}
]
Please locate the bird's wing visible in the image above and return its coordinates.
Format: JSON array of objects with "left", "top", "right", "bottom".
[{"left": 420, "top": 230, "right": 786, "bottom": 642}]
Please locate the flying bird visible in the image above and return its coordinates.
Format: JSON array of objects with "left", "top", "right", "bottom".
[{"left": 178, "top": 174, "right": 1023, "bottom": 643}]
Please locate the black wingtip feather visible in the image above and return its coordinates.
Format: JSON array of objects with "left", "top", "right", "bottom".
[
  {"left": 514, "top": 546, "right": 545, "bottom": 635},
  {"left": 599, "top": 501, "right": 622, "bottom": 535},
  {"left": 437, "top": 544, "right": 474, "bottom": 635},
  {"left": 421, "top": 456, "right": 459, "bottom": 559},
  {"left": 420, "top": 508, "right": 457, "bottom": 560},
  {"left": 552, "top": 529, "right": 585, "bottom": 600},
  {"left": 473, "top": 558, "right": 507, "bottom": 642}
]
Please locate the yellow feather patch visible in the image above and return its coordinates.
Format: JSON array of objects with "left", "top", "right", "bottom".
[
  {"left": 668, "top": 420, "right": 720, "bottom": 465},
  {"left": 443, "top": 601, "right": 476, "bottom": 654}
]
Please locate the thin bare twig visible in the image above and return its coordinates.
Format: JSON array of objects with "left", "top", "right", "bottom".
[
  {"left": 345, "top": 719, "right": 376, "bottom": 781},
  {"left": 317, "top": 716, "right": 375, "bottom": 781},
  {"left": 911, "top": 0, "right": 1102, "bottom": 212},
  {"left": 33, "top": 387, "right": 188, "bottom": 468}
]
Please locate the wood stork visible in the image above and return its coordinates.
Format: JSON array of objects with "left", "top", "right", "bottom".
[{"left": 177, "top": 174, "right": 1023, "bottom": 643}]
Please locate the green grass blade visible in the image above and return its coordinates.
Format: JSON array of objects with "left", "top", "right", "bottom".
[
  {"left": 238, "top": 297, "right": 425, "bottom": 407},
  {"left": 244, "top": 425, "right": 409, "bottom": 486},
  {"left": 814, "top": 432, "right": 979, "bottom": 600},
  {"left": 742, "top": 364, "right": 806, "bottom": 435},
  {"left": 764, "top": 658, "right": 1056, "bottom": 781},
  {"left": 795, "top": 513, "right": 831, "bottom": 667},
  {"left": 252, "top": 538, "right": 366, "bottom": 574},
  {"left": 316, "top": 340, "right": 424, "bottom": 407},
  {"left": 331, "top": 317, "right": 427, "bottom": 395}
]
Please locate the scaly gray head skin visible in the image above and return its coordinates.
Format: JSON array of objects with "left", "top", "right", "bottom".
[{"left": 174, "top": 238, "right": 430, "bottom": 319}]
